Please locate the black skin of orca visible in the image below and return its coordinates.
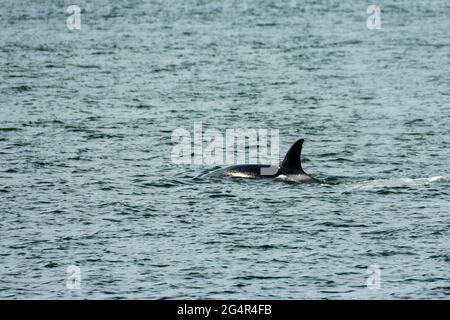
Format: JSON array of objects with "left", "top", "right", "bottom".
[{"left": 204, "top": 139, "right": 321, "bottom": 183}]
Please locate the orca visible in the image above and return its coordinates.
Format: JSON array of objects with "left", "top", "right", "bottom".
[{"left": 203, "top": 138, "right": 321, "bottom": 183}]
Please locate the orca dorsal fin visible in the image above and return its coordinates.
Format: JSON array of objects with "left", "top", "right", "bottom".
[{"left": 280, "top": 139, "right": 305, "bottom": 174}]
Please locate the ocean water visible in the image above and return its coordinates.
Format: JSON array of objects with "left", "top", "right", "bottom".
[{"left": 1, "top": 0, "right": 449, "bottom": 299}]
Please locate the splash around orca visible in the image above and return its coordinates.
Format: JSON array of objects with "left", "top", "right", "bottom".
[{"left": 203, "top": 138, "right": 321, "bottom": 183}]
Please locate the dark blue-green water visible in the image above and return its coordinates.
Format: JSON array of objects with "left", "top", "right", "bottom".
[{"left": 0, "top": 0, "right": 449, "bottom": 299}]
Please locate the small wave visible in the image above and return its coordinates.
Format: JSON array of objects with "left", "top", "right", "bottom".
[
  {"left": 427, "top": 176, "right": 449, "bottom": 183},
  {"left": 405, "top": 176, "right": 448, "bottom": 184},
  {"left": 346, "top": 176, "right": 449, "bottom": 192}
]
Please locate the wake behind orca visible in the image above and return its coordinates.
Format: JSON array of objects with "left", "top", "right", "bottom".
[{"left": 203, "top": 139, "right": 321, "bottom": 183}]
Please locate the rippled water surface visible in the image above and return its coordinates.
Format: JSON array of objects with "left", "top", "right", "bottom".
[{"left": 1, "top": 0, "right": 449, "bottom": 299}]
